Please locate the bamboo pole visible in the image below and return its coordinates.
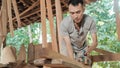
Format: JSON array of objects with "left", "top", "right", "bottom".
[
  {"left": 40, "top": 0, "right": 47, "bottom": 48},
  {"left": 46, "top": 0, "right": 58, "bottom": 52}
]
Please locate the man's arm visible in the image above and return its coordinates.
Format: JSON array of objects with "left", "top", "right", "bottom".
[
  {"left": 86, "top": 33, "right": 98, "bottom": 55},
  {"left": 63, "top": 36, "right": 74, "bottom": 59}
]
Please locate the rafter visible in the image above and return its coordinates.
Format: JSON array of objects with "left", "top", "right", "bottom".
[
  {"left": 12, "top": 0, "right": 21, "bottom": 28},
  {"left": 20, "top": 8, "right": 40, "bottom": 19},
  {"left": 7, "top": 0, "right": 14, "bottom": 37}
]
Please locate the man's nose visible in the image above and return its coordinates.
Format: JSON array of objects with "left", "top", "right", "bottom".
[{"left": 74, "top": 14, "right": 78, "bottom": 19}]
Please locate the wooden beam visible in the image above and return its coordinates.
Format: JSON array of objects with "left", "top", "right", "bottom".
[
  {"left": 114, "top": 0, "right": 120, "bottom": 40},
  {"left": 43, "top": 66, "right": 51, "bottom": 68},
  {"left": 55, "top": 0, "right": 63, "bottom": 53},
  {"left": 1, "top": 46, "right": 16, "bottom": 64},
  {"left": 22, "top": 64, "right": 38, "bottom": 68},
  {"left": 35, "top": 44, "right": 43, "bottom": 59},
  {"left": 94, "top": 48, "right": 114, "bottom": 55},
  {"left": 17, "top": 45, "right": 26, "bottom": 61},
  {"left": 40, "top": 0, "right": 47, "bottom": 48},
  {"left": 28, "top": 43, "right": 35, "bottom": 63},
  {"left": 12, "top": 0, "right": 21, "bottom": 28},
  {"left": 46, "top": 0, "right": 58, "bottom": 52},
  {"left": 44, "top": 64, "right": 70, "bottom": 68},
  {"left": 35, "top": 47, "right": 90, "bottom": 68},
  {"left": 1, "top": 0, "right": 8, "bottom": 36},
  {"left": 7, "top": 0, "right": 14, "bottom": 37},
  {"left": 11, "top": 46, "right": 17, "bottom": 60},
  {"left": 91, "top": 53, "right": 120, "bottom": 62}
]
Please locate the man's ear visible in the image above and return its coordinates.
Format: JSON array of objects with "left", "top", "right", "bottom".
[{"left": 82, "top": 6, "right": 85, "bottom": 12}]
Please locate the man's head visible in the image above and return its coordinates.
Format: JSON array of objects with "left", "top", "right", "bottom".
[{"left": 68, "top": 0, "right": 85, "bottom": 24}]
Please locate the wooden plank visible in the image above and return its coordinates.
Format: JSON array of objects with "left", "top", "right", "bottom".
[
  {"left": 43, "top": 66, "right": 51, "bottom": 68},
  {"left": 35, "top": 47, "right": 90, "bottom": 68},
  {"left": 35, "top": 45, "right": 43, "bottom": 59},
  {"left": 28, "top": 43, "right": 35, "bottom": 63},
  {"left": 94, "top": 48, "right": 114, "bottom": 55},
  {"left": 11, "top": 46, "right": 17, "bottom": 60},
  {"left": 7, "top": 0, "right": 14, "bottom": 37},
  {"left": 40, "top": 0, "right": 47, "bottom": 48},
  {"left": 23, "top": 64, "right": 39, "bottom": 68},
  {"left": 91, "top": 53, "right": 120, "bottom": 62},
  {"left": 55, "top": 0, "right": 63, "bottom": 53},
  {"left": 0, "top": 63, "right": 7, "bottom": 67},
  {"left": 17, "top": 45, "right": 26, "bottom": 61},
  {"left": 46, "top": 0, "right": 58, "bottom": 52},
  {"left": 114, "top": 0, "right": 120, "bottom": 40},
  {"left": 35, "top": 43, "right": 52, "bottom": 59},
  {"left": 12, "top": 0, "right": 21, "bottom": 28},
  {"left": 44, "top": 64, "right": 70, "bottom": 68},
  {"left": 43, "top": 59, "right": 71, "bottom": 68},
  {"left": 1, "top": 46, "right": 16, "bottom": 64},
  {"left": 1, "top": 0, "right": 8, "bottom": 36}
]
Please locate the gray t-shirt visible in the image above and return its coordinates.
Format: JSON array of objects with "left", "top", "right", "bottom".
[{"left": 60, "top": 14, "right": 97, "bottom": 48}]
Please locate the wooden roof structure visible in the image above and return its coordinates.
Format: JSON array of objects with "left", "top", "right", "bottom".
[
  {"left": 0, "top": 0, "right": 69, "bottom": 32},
  {"left": 0, "top": 0, "right": 120, "bottom": 68}
]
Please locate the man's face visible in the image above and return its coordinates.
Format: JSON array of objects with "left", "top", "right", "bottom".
[{"left": 68, "top": 3, "right": 84, "bottom": 24}]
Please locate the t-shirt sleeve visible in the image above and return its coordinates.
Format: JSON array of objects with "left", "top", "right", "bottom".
[
  {"left": 60, "top": 22, "right": 69, "bottom": 37},
  {"left": 90, "top": 20, "right": 97, "bottom": 34}
]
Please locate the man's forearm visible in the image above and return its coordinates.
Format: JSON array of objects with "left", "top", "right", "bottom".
[
  {"left": 64, "top": 36, "right": 74, "bottom": 59},
  {"left": 86, "top": 33, "right": 98, "bottom": 55},
  {"left": 66, "top": 43, "right": 74, "bottom": 59}
]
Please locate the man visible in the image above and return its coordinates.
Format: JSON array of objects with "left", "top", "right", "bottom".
[{"left": 60, "top": 0, "right": 98, "bottom": 63}]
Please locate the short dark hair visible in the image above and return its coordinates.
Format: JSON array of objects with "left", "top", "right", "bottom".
[{"left": 68, "top": 0, "right": 84, "bottom": 6}]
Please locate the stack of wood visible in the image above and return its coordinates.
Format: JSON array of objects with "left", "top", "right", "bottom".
[
  {"left": 1, "top": 43, "right": 120, "bottom": 68},
  {"left": 0, "top": 43, "right": 91, "bottom": 68}
]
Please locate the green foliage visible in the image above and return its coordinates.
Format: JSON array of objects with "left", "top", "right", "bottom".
[
  {"left": 85, "top": 0, "right": 120, "bottom": 68},
  {"left": 6, "top": 27, "right": 29, "bottom": 51}
]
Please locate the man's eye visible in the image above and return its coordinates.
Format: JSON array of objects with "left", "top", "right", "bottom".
[
  {"left": 70, "top": 12, "right": 74, "bottom": 15},
  {"left": 76, "top": 11, "right": 80, "bottom": 14}
]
